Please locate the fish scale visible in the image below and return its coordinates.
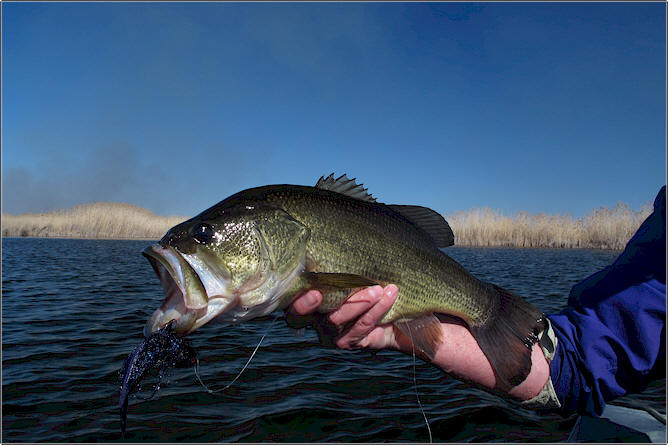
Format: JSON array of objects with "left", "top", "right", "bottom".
[{"left": 258, "top": 187, "right": 492, "bottom": 324}]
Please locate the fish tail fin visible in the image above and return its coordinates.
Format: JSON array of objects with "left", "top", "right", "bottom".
[{"left": 470, "top": 284, "right": 546, "bottom": 390}]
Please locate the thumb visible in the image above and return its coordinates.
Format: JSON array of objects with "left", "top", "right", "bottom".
[
  {"left": 292, "top": 290, "right": 322, "bottom": 315},
  {"left": 285, "top": 290, "right": 322, "bottom": 330}
]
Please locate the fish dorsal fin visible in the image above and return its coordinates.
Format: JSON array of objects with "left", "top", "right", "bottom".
[
  {"left": 388, "top": 205, "right": 455, "bottom": 248},
  {"left": 315, "top": 173, "right": 377, "bottom": 203}
]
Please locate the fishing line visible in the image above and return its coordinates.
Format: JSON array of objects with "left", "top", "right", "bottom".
[
  {"left": 194, "top": 314, "right": 281, "bottom": 394},
  {"left": 403, "top": 321, "right": 433, "bottom": 444}
]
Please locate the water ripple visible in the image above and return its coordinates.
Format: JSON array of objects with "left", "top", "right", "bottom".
[{"left": 2, "top": 239, "right": 663, "bottom": 442}]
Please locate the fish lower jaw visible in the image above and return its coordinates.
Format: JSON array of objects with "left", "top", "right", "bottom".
[
  {"left": 143, "top": 297, "right": 237, "bottom": 337},
  {"left": 186, "top": 297, "right": 238, "bottom": 333},
  {"left": 144, "top": 307, "right": 197, "bottom": 336}
]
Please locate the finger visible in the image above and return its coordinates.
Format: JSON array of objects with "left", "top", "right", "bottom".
[
  {"left": 291, "top": 290, "right": 322, "bottom": 316},
  {"left": 311, "top": 313, "right": 341, "bottom": 348},
  {"left": 328, "top": 285, "right": 384, "bottom": 328},
  {"left": 285, "top": 290, "right": 323, "bottom": 330},
  {"left": 337, "top": 284, "right": 398, "bottom": 349}
]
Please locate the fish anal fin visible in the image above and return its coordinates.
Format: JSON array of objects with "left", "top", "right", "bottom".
[
  {"left": 305, "top": 272, "right": 379, "bottom": 290},
  {"left": 470, "top": 284, "right": 546, "bottom": 391},
  {"left": 394, "top": 314, "right": 444, "bottom": 360},
  {"left": 388, "top": 205, "right": 454, "bottom": 248}
]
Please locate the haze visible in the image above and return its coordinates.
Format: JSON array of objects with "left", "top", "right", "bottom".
[{"left": 2, "top": 3, "right": 665, "bottom": 217}]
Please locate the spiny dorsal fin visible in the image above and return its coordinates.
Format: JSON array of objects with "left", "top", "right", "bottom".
[
  {"left": 389, "top": 205, "right": 455, "bottom": 248},
  {"left": 315, "top": 173, "right": 377, "bottom": 203}
]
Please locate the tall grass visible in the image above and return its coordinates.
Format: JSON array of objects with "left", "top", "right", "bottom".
[
  {"left": 1, "top": 202, "right": 186, "bottom": 240},
  {"left": 2, "top": 201, "right": 653, "bottom": 249},
  {"left": 446, "top": 202, "right": 652, "bottom": 250}
]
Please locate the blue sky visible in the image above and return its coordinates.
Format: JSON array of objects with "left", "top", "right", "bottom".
[{"left": 2, "top": 2, "right": 666, "bottom": 217}]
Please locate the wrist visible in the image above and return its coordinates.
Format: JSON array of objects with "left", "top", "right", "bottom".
[
  {"left": 403, "top": 318, "right": 550, "bottom": 400},
  {"left": 430, "top": 319, "right": 499, "bottom": 389}
]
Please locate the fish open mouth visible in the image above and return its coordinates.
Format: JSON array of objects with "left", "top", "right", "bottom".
[{"left": 142, "top": 245, "right": 235, "bottom": 336}]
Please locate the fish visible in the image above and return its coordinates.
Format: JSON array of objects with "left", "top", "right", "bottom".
[
  {"left": 141, "top": 174, "right": 545, "bottom": 389},
  {"left": 118, "top": 320, "right": 196, "bottom": 436}
]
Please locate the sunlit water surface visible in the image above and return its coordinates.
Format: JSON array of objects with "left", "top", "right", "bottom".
[{"left": 2, "top": 238, "right": 665, "bottom": 442}]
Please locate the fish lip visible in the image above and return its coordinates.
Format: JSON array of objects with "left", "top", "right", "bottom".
[
  {"left": 177, "top": 249, "right": 232, "bottom": 301},
  {"left": 142, "top": 245, "right": 198, "bottom": 336},
  {"left": 142, "top": 244, "right": 235, "bottom": 336},
  {"left": 143, "top": 245, "right": 210, "bottom": 309},
  {"left": 142, "top": 245, "right": 186, "bottom": 298}
]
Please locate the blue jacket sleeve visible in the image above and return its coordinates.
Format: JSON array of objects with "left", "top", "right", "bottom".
[{"left": 547, "top": 186, "right": 666, "bottom": 416}]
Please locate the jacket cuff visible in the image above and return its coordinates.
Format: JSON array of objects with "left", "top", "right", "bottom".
[{"left": 520, "top": 317, "right": 562, "bottom": 410}]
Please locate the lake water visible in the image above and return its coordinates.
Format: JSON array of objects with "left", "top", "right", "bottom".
[{"left": 2, "top": 238, "right": 665, "bottom": 442}]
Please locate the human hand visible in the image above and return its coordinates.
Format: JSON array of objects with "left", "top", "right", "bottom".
[
  {"left": 287, "top": 284, "right": 551, "bottom": 401},
  {"left": 287, "top": 284, "right": 407, "bottom": 351}
]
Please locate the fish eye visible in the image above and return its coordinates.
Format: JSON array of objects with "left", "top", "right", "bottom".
[{"left": 191, "top": 223, "right": 215, "bottom": 244}]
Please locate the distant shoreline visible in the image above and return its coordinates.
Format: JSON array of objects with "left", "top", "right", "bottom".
[
  {"left": 446, "top": 203, "right": 651, "bottom": 251},
  {"left": 1, "top": 202, "right": 185, "bottom": 241},
  {"left": 2, "top": 201, "right": 651, "bottom": 250},
  {"left": 2, "top": 235, "right": 159, "bottom": 241},
  {"left": 1, "top": 235, "right": 627, "bottom": 252}
]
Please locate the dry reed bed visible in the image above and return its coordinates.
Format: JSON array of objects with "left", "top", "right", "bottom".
[
  {"left": 1, "top": 203, "right": 186, "bottom": 240},
  {"left": 446, "top": 203, "right": 652, "bottom": 250},
  {"left": 2, "top": 201, "right": 652, "bottom": 249}
]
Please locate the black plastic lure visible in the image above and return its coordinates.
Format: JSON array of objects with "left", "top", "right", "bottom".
[{"left": 118, "top": 320, "right": 196, "bottom": 437}]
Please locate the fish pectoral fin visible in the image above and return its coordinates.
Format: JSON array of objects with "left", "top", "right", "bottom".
[
  {"left": 393, "top": 314, "right": 444, "bottom": 360},
  {"left": 304, "top": 272, "right": 379, "bottom": 290}
]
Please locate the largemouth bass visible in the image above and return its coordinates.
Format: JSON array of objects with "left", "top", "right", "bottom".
[{"left": 142, "top": 174, "right": 545, "bottom": 388}]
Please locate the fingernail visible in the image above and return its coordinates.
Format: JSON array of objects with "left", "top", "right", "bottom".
[
  {"left": 305, "top": 291, "right": 318, "bottom": 307},
  {"left": 384, "top": 284, "right": 398, "bottom": 297},
  {"left": 370, "top": 285, "right": 383, "bottom": 298}
]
